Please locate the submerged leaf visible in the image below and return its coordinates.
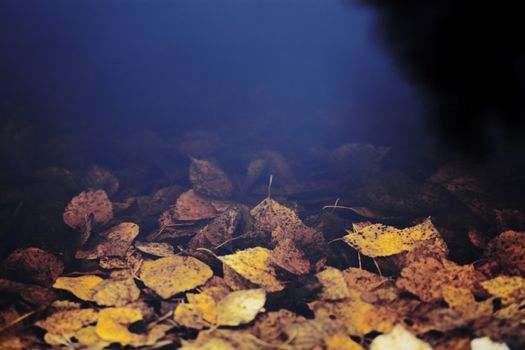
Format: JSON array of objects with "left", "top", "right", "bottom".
[
  {"left": 370, "top": 324, "right": 432, "bottom": 350},
  {"left": 91, "top": 278, "right": 141, "bottom": 306},
  {"left": 216, "top": 289, "right": 266, "bottom": 326},
  {"left": 189, "top": 157, "right": 233, "bottom": 199},
  {"left": 4, "top": 247, "right": 64, "bottom": 286},
  {"left": 139, "top": 256, "right": 213, "bottom": 298},
  {"left": 481, "top": 276, "right": 525, "bottom": 305},
  {"left": 95, "top": 307, "right": 145, "bottom": 345},
  {"left": 36, "top": 309, "right": 98, "bottom": 336},
  {"left": 63, "top": 189, "right": 113, "bottom": 229},
  {"left": 219, "top": 247, "right": 285, "bottom": 292},
  {"left": 75, "top": 222, "right": 139, "bottom": 259},
  {"left": 53, "top": 275, "right": 104, "bottom": 301},
  {"left": 343, "top": 218, "right": 447, "bottom": 257}
]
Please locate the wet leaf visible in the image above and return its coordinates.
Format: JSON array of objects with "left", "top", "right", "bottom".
[
  {"left": 216, "top": 289, "right": 266, "bottom": 326},
  {"left": 481, "top": 276, "right": 525, "bottom": 305},
  {"left": 53, "top": 275, "right": 104, "bottom": 301},
  {"left": 81, "top": 165, "right": 119, "bottom": 195},
  {"left": 252, "top": 309, "right": 304, "bottom": 344},
  {"left": 63, "top": 189, "right": 113, "bottom": 229},
  {"left": 396, "top": 257, "right": 481, "bottom": 302},
  {"left": 135, "top": 241, "right": 175, "bottom": 257},
  {"left": 75, "top": 222, "right": 139, "bottom": 259},
  {"left": 36, "top": 308, "right": 98, "bottom": 336},
  {"left": 270, "top": 238, "right": 310, "bottom": 275},
  {"left": 159, "top": 189, "right": 219, "bottom": 223},
  {"left": 316, "top": 267, "right": 354, "bottom": 301},
  {"left": 471, "top": 337, "right": 510, "bottom": 350},
  {"left": 95, "top": 307, "right": 145, "bottom": 345},
  {"left": 485, "top": 230, "right": 525, "bottom": 276},
  {"left": 343, "top": 218, "right": 447, "bottom": 258},
  {"left": 189, "top": 157, "right": 233, "bottom": 199},
  {"left": 174, "top": 292, "right": 218, "bottom": 329},
  {"left": 219, "top": 247, "right": 285, "bottom": 292},
  {"left": 180, "top": 329, "right": 262, "bottom": 350},
  {"left": 188, "top": 205, "right": 244, "bottom": 249},
  {"left": 91, "top": 277, "right": 141, "bottom": 306},
  {"left": 4, "top": 247, "right": 64, "bottom": 286},
  {"left": 370, "top": 324, "right": 432, "bottom": 350},
  {"left": 139, "top": 256, "right": 213, "bottom": 298}
]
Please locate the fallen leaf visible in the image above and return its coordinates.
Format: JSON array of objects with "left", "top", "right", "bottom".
[
  {"left": 81, "top": 165, "right": 119, "bottom": 195},
  {"left": 188, "top": 205, "right": 245, "bottom": 249},
  {"left": 63, "top": 189, "right": 113, "bottom": 229},
  {"left": 4, "top": 247, "right": 64, "bottom": 285},
  {"left": 485, "top": 230, "right": 525, "bottom": 276},
  {"left": 219, "top": 247, "right": 285, "bottom": 292},
  {"left": 316, "top": 267, "right": 354, "bottom": 301},
  {"left": 343, "top": 218, "right": 447, "bottom": 258},
  {"left": 180, "top": 329, "right": 262, "bottom": 350},
  {"left": 370, "top": 324, "right": 432, "bottom": 350},
  {"left": 471, "top": 337, "right": 510, "bottom": 350},
  {"left": 75, "top": 222, "right": 139, "bottom": 259},
  {"left": 396, "top": 256, "right": 481, "bottom": 302},
  {"left": 481, "top": 276, "right": 525, "bottom": 305},
  {"left": 189, "top": 157, "right": 233, "bottom": 199},
  {"left": 216, "top": 289, "right": 266, "bottom": 326},
  {"left": 270, "top": 238, "right": 310, "bottom": 275},
  {"left": 174, "top": 292, "right": 218, "bottom": 329},
  {"left": 135, "top": 241, "right": 175, "bottom": 257},
  {"left": 91, "top": 277, "right": 141, "bottom": 306},
  {"left": 139, "top": 256, "right": 213, "bottom": 298},
  {"left": 324, "top": 333, "right": 364, "bottom": 350},
  {"left": 159, "top": 189, "right": 219, "bottom": 223},
  {"left": 53, "top": 275, "right": 104, "bottom": 301},
  {"left": 95, "top": 307, "right": 145, "bottom": 345},
  {"left": 252, "top": 309, "right": 304, "bottom": 344},
  {"left": 36, "top": 308, "right": 98, "bottom": 336}
]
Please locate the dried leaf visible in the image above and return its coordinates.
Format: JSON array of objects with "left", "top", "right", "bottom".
[
  {"left": 75, "top": 222, "right": 139, "bottom": 259},
  {"left": 139, "top": 256, "right": 213, "bottom": 298},
  {"left": 63, "top": 189, "right": 113, "bottom": 229},
  {"left": 343, "top": 218, "right": 447, "bottom": 258},
  {"left": 4, "top": 247, "right": 64, "bottom": 285},
  {"left": 190, "top": 157, "right": 233, "bottom": 199},
  {"left": 370, "top": 324, "right": 432, "bottom": 350},
  {"left": 216, "top": 289, "right": 266, "bottom": 326},
  {"left": 53, "top": 275, "right": 104, "bottom": 301},
  {"left": 219, "top": 247, "right": 285, "bottom": 292}
]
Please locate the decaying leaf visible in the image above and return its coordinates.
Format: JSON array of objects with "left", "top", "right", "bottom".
[
  {"left": 91, "top": 277, "right": 141, "bottom": 306},
  {"left": 252, "top": 309, "right": 304, "bottom": 344},
  {"left": 396, "top": 256, "right": 481, "bottom": 302},
  {"left": 180, "top": 329, "right": 262, "bottom": 350},
  {"left": 36, "top": 308, "right": 98, "bottom": 336},
  {"left": 283, "top": 319, "right": 348, "bottom": 350},
  {"left": 270, "top": 238, "right": 310, "bottom": 275},
  {"left": 139, "top": 256, "right": 213, "bottom": 298},
  {"left": 471, "top": 337, "right": 510, "bottom": 350},
  {"left": 370, "top": 324, "right": 432, "bottom": 350},
  {"left": 135, "top": 241, "right": 175, "bottom": 257},
  {"left": 189, "top": 157, "right": 233, "bottom": 199},
  {"left": 481, "top": 276, "right": 525, "bottom": 305},
  {"left": 81, "top": 165, "right": 119, "bottom": 195},
  {"left": 159, "top": 189, "right": 219, "bottom": 223},
  {"left": 174, "top": 292, "right": 218, "bottom": 329},
  {"left": 188, "top": 205, "right": 245, "bottom": 249},
  {"left": 216, "top": 289, "right": 266, "bottom": 326},
  {"left": 95, "top": 307, "right": 145, "bottom": 345},
  {"left": 75, "top": 222, "right": 139, "bottom": 259},
  {"left": 53, "top": 275, "right": 104, "bottom": 301},
  {"left": 4, "top": 247, "right": 64, "bottom": 285},
  {"left": 219, "top": 247, "right": 285, "bottom": 292},
  {"left": 324, "top": 333, "right": 364, "bottom": 350},
  {"left": 250, "top": 197, "right": 325, "bottom": 248},
  {"left": 309, "top": 298, "right": 397, "bottom": 336},
  {"left": 63, "top": 189, "right": 113, "bottom": 229},
  {"left": 485, "top": 230, "right": 525, "bottom": 276},
  {"left": 343, "top": 218, "right": 447, "bottom": 258},
  {"left": 316, "top": 267, "right": 353, "bottom": 301}
]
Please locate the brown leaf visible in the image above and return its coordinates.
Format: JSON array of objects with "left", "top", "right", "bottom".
[
  {"left": 63, "top": 189, "right": 113, "bottom": 229},
  {"left": 190, "top": 157, "right": 233, "bottom": 199},
  {"left": 75, "top": 222, "right": 139, "bottom": 259},
  {"left": 271, "top": 238, "right": 310, "bottom": 275},
  {"left": 81, "top": 165, "right": 119, "bottom": 195},
  {"left": 485, "top": 230, "right": 525, "bottom": 276},
  {"left": 4, "top": 247, "right": 64, "bottom": 286},
  {"left": 159, "top": 189, "right": 219, "bottom": 224}
]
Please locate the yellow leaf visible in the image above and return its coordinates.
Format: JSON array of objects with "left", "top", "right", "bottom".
[
  {"left": 174, "top": 293, "right": 218, "bottom": 329},
  {"left": 324, "top": 333, "right": 364, "bottom": 350},
  {"left": 91, "top": 278, "right": 141, "bottom": 306},
  {"left": 343, "top": 218, "right": 447, "bottom": 257},
  {"left": 370, "top": 324, "right": 432, "bottom": 350},
  {"left": 53, "top": 275, "right": 104, "bottom": 301},
  {"left": 219, "top": 247, "right": 285, "bottom": 292},
  {"left": 36, "top": 309, "right": 98, "bottom": 336},
  {"left": 216, "top": 289, "right": 266, "bottom": 326},
  {"left": 139, "top": 256, "right": 213, "bottom": 299},
  {"left": 316, "top": 267, "right": 355, "bottom": 301},
  {"left": 95, "top": 307, "right": 145, "bottom": 345},
  {"left": 481, "top": 276, "right": 525, "bottom": 305}
]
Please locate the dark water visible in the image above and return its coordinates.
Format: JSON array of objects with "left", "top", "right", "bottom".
[{"left": 1, "top": 0, "right": 524, "bottom": 255}]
